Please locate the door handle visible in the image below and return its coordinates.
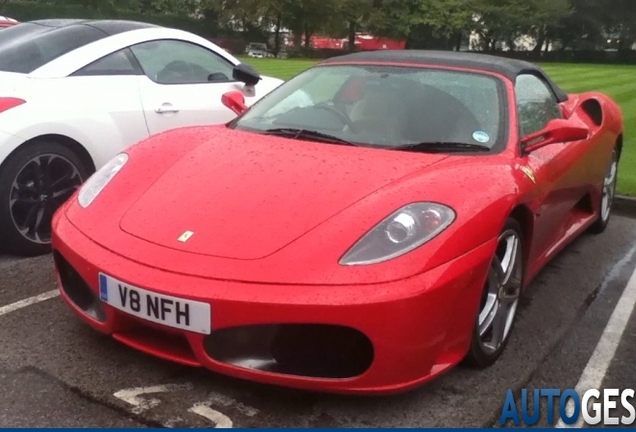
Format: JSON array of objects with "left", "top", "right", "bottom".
[{"left": 155, "top": 103, "right": 179, "bottom": 114}]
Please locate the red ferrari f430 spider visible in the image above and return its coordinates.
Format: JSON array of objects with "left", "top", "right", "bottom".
[{"left": 52, "top": 50, "right": 623, "bottom": 395}]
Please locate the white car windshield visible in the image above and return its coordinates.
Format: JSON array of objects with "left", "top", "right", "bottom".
[{"left": 232, "top": 64, "right": 506, "bottom": 151}]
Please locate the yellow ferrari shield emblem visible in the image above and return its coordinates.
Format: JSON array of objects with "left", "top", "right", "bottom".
[
  {"left": 520, "top": 166, "right": 536, "bottom": 183},
  {"left": 177, "top": 230, "right": 194, "bottom": 242}
]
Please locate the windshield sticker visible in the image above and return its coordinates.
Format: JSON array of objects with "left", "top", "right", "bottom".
[{"left": 472, "top": 131, "right": 490, "bottom": 143}]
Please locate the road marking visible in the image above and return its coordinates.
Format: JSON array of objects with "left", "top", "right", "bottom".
[
  {"left": 207, "top": 392, "right": 258, "bottom": 417},
  {"left": 163, "top": 416, "right": 184, "bottom": 428},
  {"left": 0, "top": 290, "right": 59, "bottom": 317},
  {"left": 113, "top": 384, "right": 193, "bottom": 414},
  {"left": 598, "top": 243, "right": 636, "bottom": 296},
  {"left": 114, "top": 383, "right": 258, "bottom": 427},
  {"left": 189, "top": 403, "right": 233, "bottom": 428},
  {"left": 556, "top": 256, "right": 636, "bottom": 427}
]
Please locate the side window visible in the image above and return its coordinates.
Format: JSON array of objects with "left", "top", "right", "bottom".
[
  {"left": 72, "top": 49, "right": 140, "bottom": 76},
  {"left": 129, "top": 39, "right": 235, "bottom": 85},
  {"left": 515, "top": 74, "right": 562, "bottom": 137}
]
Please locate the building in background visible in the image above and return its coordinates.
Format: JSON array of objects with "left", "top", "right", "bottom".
[{"left": 286, "top": 32, "right": 406, "bottom": 51}]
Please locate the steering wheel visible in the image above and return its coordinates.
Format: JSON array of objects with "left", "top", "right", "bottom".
[{"left": 313, "top": 103, "right": 359, "bottom": 133}]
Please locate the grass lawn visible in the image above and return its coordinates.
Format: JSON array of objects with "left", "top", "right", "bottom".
[
  {"left": 238, "top": 56, "right": 636, "bottom": 196},
  {"left": 539, "top": 64, "right": 636, "bottom": 195}
]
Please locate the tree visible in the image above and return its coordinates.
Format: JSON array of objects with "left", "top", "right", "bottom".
[
  {"left": 280, "top": 0, "right": 339, "bottom": 48},
  {"left": 555, "top": 0, "right": 607, "bottom": 50},
  {"left": 468, "top": 0, "right": 570, "bottom": 51},
  {"left": 369, "top": 0, "right": 474, "bottom": 49},
  {"left": 0, "top": 0, "right": 10, "bottom": 14},
  {"left": 139, "top": 0, "right": 200, "bottom": 15},
  {"left": 602, "top": 0, "right": 636, "bottom": 50},
  {"left": 470, "top": 0, "right": 532, "bottom": 51},
  {"left": 204, "top": 0, "right": 272, "bottom": 40},
  {"left": 338, "top": 0, "right": 374, "bottom": 51},
  {"left": 47, "top": 0, "right": 141, "bottom": 13},
  {"left": 524, "top": 0, "right": 571, "bottom": 52}
]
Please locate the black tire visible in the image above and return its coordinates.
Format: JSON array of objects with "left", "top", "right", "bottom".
[
  {"left": 464, "top": 218, "right": 524, "bottom": 368},
  {"left": 0, "top": 140, "right": 90, "bottom": 257},
  {"left": 588, "top": 147, "right": 619, "bottom": 235}
]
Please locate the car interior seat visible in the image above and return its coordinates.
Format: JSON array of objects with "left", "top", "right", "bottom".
[
  {"left": 347, "top": 78, "right": 409, "bottom": 141},
  {"left": 402, "top": 84, "right": 484, "bottom": 144}
]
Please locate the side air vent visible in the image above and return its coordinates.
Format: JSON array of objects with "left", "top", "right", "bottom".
[{"left": 581, "top": 99, "right": 603, "bottom": 126}]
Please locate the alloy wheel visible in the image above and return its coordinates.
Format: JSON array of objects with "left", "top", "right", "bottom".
[
  {"left": 9, "top": 153, "right": 83, "bottom": 244},
  {"left": 601, "top": 150, "right": 618, "bottom": 222},
  {"left": 477, "top": 229, "right": 523, "bottom": 355}
]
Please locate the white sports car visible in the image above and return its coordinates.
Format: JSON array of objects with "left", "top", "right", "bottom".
[{"left": 0, "top": 19, "right": 284, "bottom": 256}]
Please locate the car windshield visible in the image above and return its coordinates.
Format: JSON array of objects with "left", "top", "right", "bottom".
[
  {"left": 0, "top": 22, "right": 107, "bottom": 73},
  {"left": 249, "top": 43, "right": 267, "bottom": 50},
  {"left": 232, "top": 64, "right": 505, "bottom": 151}
]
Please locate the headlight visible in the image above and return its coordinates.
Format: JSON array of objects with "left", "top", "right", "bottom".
[
  {"left": 339, "top": 202, "right": 456, "bottom": 266},
  {"left": 77, "top": 153, "right": 128, "bottom": 208}
]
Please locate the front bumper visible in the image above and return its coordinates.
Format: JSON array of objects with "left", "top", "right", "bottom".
[{"left": 52, "top": 208, "right": 496, "bottom": 395}]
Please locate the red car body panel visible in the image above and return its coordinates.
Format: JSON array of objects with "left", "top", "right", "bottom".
[
  {"left": 117, "top": 129, "right": 450, "bottom": 260},
  {"left": 52, "top": 53, "right": 623, "bottom": 394},
  {"left": 63, "top": 126, "right": 513, "bottom": 286}
]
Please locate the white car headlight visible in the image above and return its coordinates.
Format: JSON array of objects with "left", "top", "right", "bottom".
[
  {"left": 78, "top": 153, "right": 128, "bottom": 208},
  {"left": 339, "top": 202, "right": 456, "bottom": 266}
]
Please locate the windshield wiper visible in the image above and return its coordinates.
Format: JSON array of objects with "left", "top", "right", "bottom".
[
  {"left": 395, "top": 141, "right": 491, "bottom": 153},
  {"left": 263, "top": 128, "right": 356, "bottom": 146}
]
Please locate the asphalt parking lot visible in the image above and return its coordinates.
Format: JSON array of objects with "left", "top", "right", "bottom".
[{"left": 1, "top": 204, "right": 636, "bottom": 428}]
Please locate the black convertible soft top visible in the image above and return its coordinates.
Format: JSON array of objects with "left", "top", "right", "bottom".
[{"left": 321, "top": 50, "right": 569, "bottom": 102}]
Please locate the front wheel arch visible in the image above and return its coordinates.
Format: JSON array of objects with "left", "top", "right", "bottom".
[
  {"left": 0, "top": 136, "right": 94, "bottom": 256},
  {"left": 509, "top": 204, "right": 534, "bottom": 277},
  {"left": 7, "top": 134, "right": 96, "bottom": 175},
  {"left": 463, "top": 217, "right": 525, "bottom": 368}
]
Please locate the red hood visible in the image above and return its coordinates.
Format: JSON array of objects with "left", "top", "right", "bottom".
[{"left": 119, "top": 128, "right": 449, "bottom": 260}]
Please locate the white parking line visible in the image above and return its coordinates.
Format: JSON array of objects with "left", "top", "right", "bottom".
[
  {"left": 556, "top": 259, "right": 636, "bottom": 427},
  {"left": 114, "top": 384, "right": 193, "bottom": 414},
  {"left": 0, "top": 290, "right": 59, "bottom": 317},
  {"left": 188, "top": 404, "right": 233, "bottom": 428}
]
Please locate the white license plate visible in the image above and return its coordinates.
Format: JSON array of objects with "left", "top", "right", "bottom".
[{"left": 98, "top": 273, "right": 211, "bottom": 335}]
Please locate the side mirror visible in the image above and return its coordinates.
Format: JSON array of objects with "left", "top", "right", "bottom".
[
  {"left": 521, "top": 118, "right": 589, "bottom": 153},
  {"left": 232, "top": 63, "right": 261, "bottom": 87},
  {"left": 221, "top": 90, "right": 248, "bottom": 115}
]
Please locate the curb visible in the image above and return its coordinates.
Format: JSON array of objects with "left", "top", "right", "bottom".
[{"left": 615, "top": 195, "right": 636, "bottom": 217}]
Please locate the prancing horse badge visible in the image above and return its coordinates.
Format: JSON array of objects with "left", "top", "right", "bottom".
[
  {"left": 520, "top": 166, "right": 536, "bottom": 184},
  {"left": 177, "top": 230, "right": 194, "bottom": 242}
]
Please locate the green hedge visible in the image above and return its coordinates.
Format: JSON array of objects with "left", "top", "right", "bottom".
[
  {"left": 282, "top": 46, "right": 636, "bottom": 64},
  {"left": 492, "top": 50, "right": 636, "bottom": 65},
  {"left": 2, "top": 1, "right": 222, "bottom": 39}
]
